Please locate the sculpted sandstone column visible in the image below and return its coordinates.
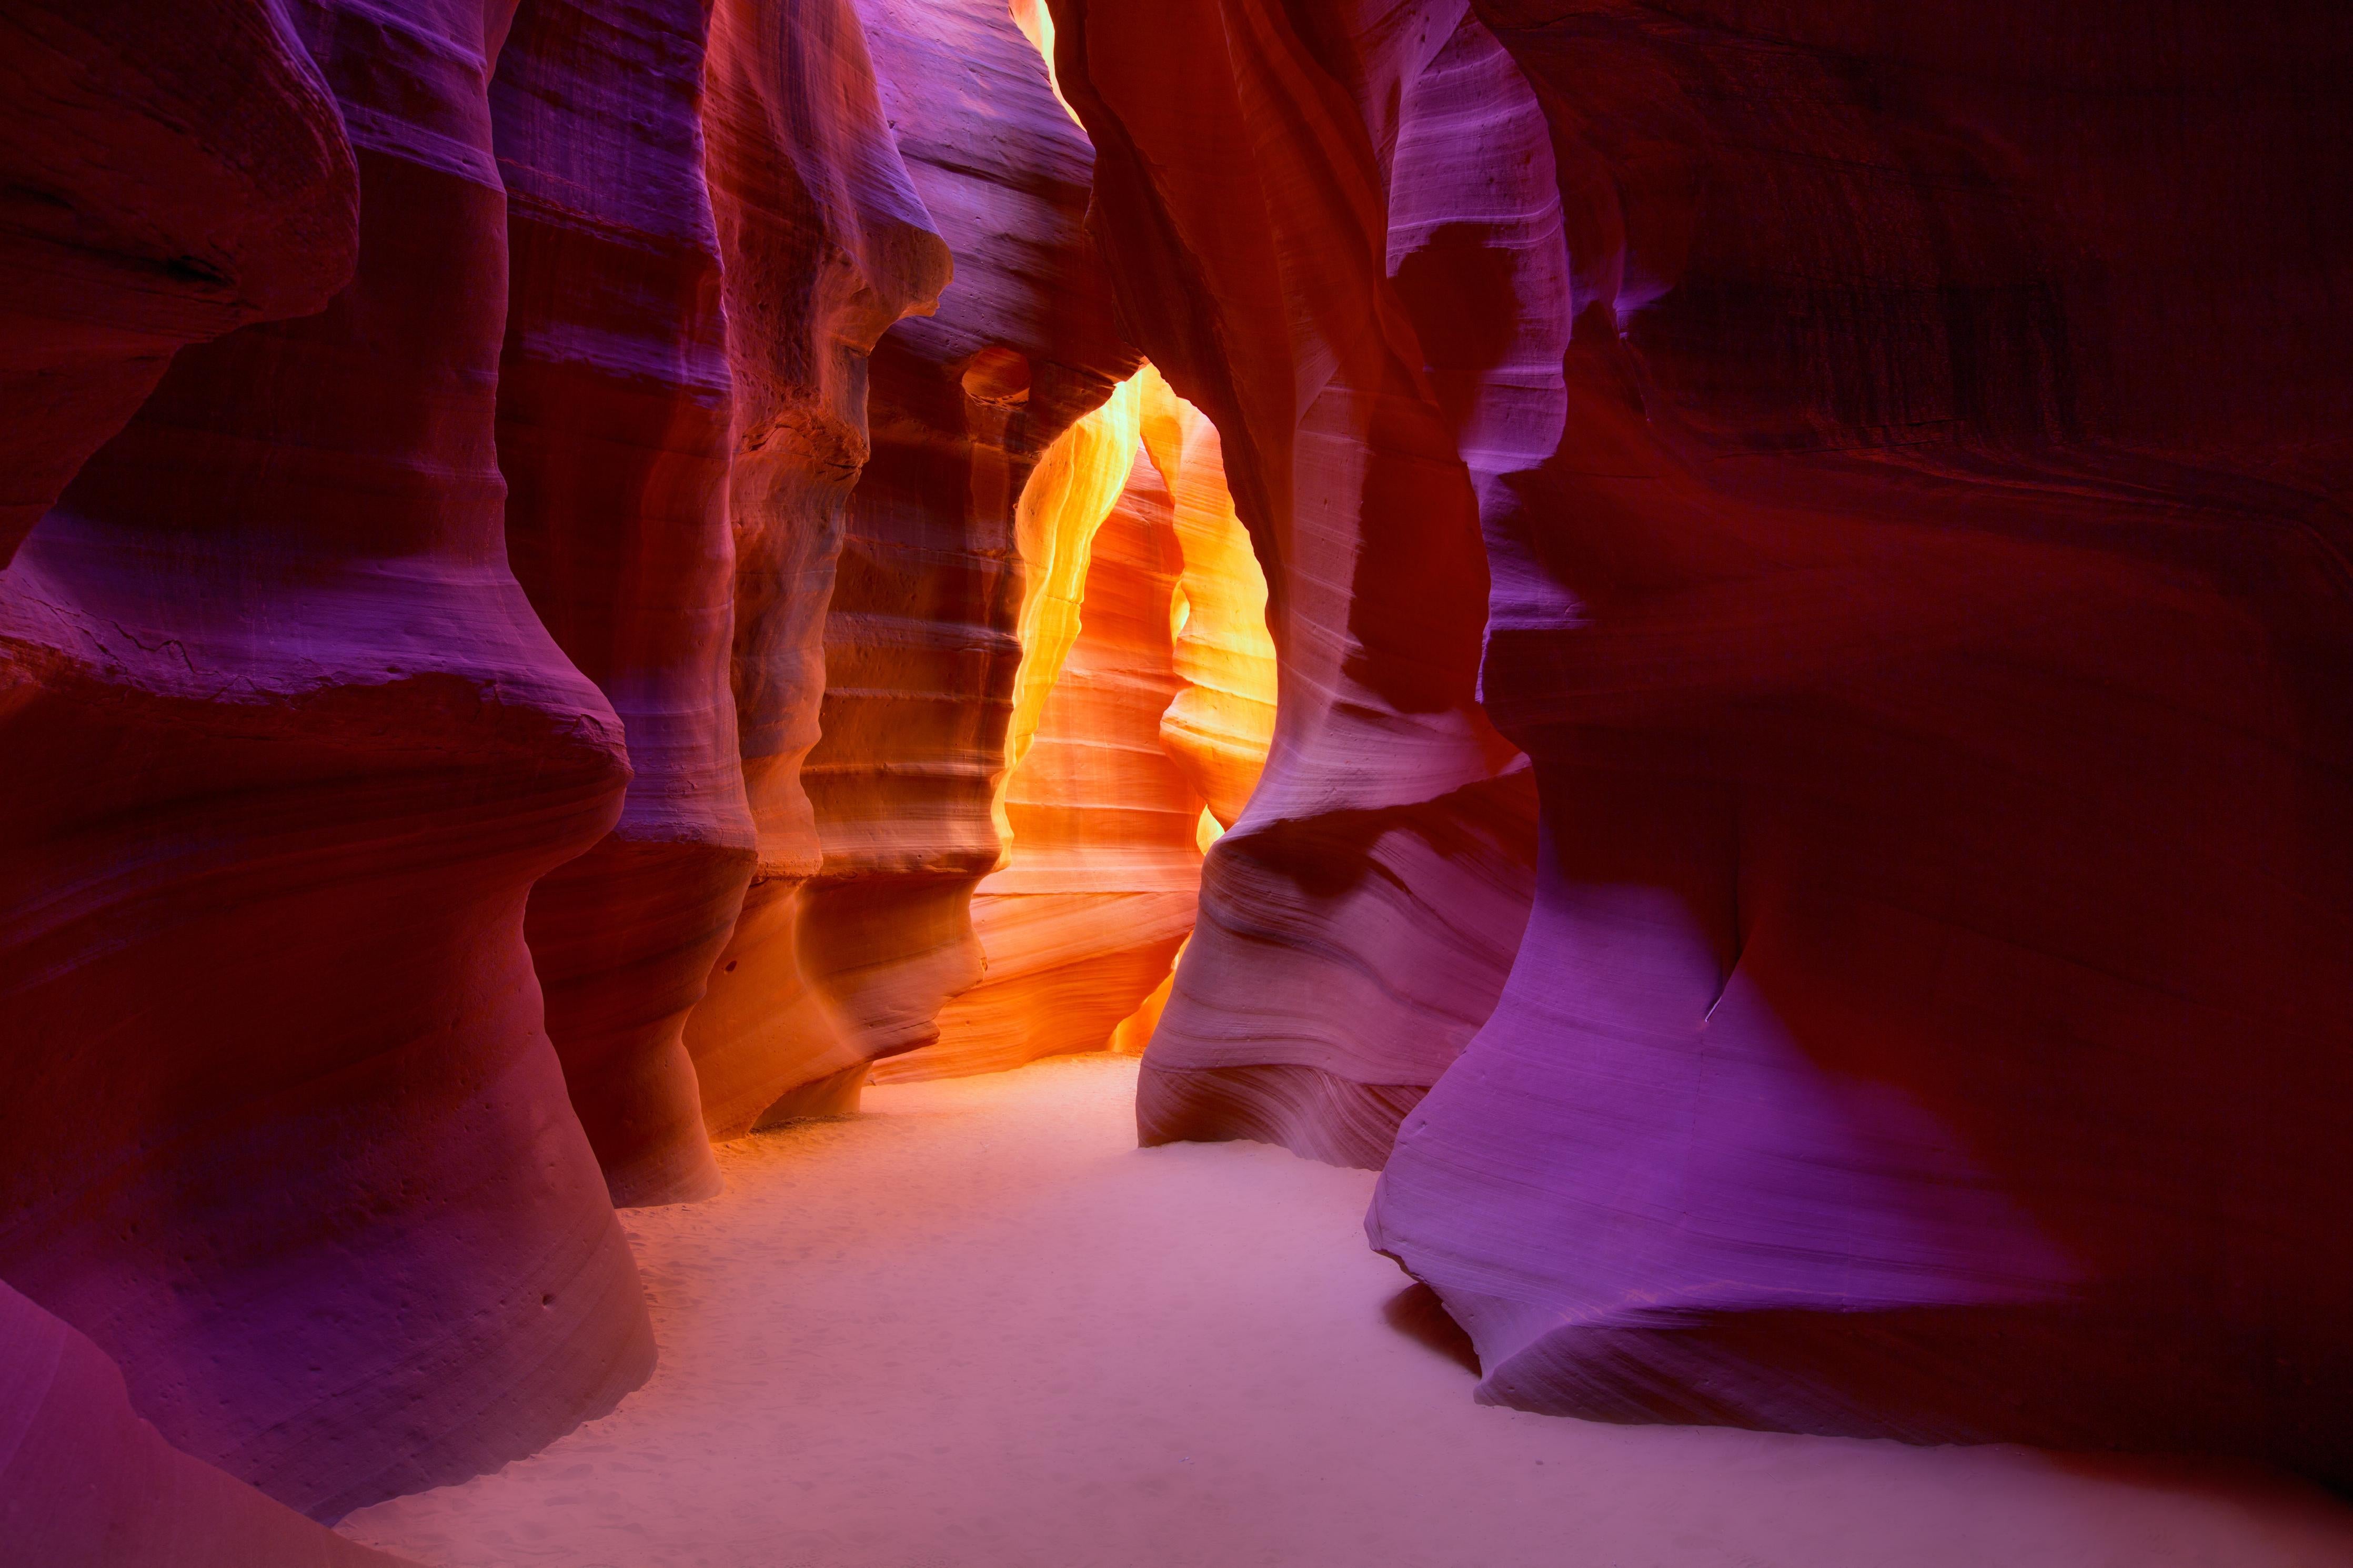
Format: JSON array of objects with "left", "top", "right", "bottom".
[
  {"left": 0, "top": 0, "right": 652, "bottom": 1521},
  {"left": 1365, "top": 0, "right": 2353, "bottom": 1480},
  {"left": 0, "top": 6, "right": 415, "bottom": 1555},
  {"left": 680, "top": 0, "right": 951, "bottom": 1136},
  {"left": 491, "top": 0, "right": 757, "bottom": 1207},
  {"left": 1052, "top": 0, "right": 1539, "bottom": 1169},
  {"left": 689, "top": 0, "right": 1135, "bottom": 1123}
]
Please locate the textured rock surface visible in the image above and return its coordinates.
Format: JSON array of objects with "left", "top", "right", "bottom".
[
  {"left": 1373, "top": 0, "right": 2353, "bottom": 1479},
  {"left": 679, "top": 0, "right": 950, "bottom": 1138},
  {"left": 1134, "top": 366, "right": 1277, "bottom": 828},
  {"left": 1050, "top": 0, "right": 2353, "bottom": 1478},
  {"left": 0, "top": 0, "right": 653, "bottom": 1522},
  {"left": 0, "top": 1282, "right": 415, "bottom": 1566},
  {"left": 1056, "top": 0, "right": 1539, "bottom": 1169},
  {"left": 1060, "top": 0, "right": 2353, "bottom": 1476},
  {"left": 879, "top": 414, "right": 1206, "bottom": 1082},
  {"left": 690, "top": 0, "right": 1135, "bottom": 1122},
  {"left": 492, "top": 0, "right": 756, "bottom": 1207},
  {"left": 0, "top": 0, "right": 356, "bottom": 563}
]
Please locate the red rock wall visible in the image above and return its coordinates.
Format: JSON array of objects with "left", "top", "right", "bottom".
[
  {"left": 491, "top": 0, "right": 757, "bottom": 1207},
  {"left": 0, "top": 10, "right": 418, "bottom": 1553},
  {"left": 679, "top": 0, "right": 952, "bottom": 1136},
  {"left": 0, "top": 0, "right": 653, "bottom": 1523},
  {"left": 1060, "top": 0, "right": 2353, "bottom": 1480},
  {"left": 689, "top": 0, "right": 1137, "bottom": 1123},
  {"left": 1053, "top": 0, "right": 1539, "bottom": 1170},
  {"left": 0, "top": 0, "right": 355, "bottom": 562}
]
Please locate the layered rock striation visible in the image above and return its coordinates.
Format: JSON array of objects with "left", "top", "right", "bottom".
[
  {"left": 1055, "top": 0, "right": 2353, "bottom": 1480},
  {"left": 879, "top": 405, "right": 1209, "bottom": 1083},
  {"left": 689, "top": 0, "right": 1136, "bottom": 1123},
  {"left": 0, "top": 0, "right": 653, "bottom": 1524},
  {"left": 492, "top": 0, "right": 758, "bottom": 1208},
  {"left": 677, "top": 0, "right": 952, "bottom": 1136},
  {"left": 1055, "top": 0, "right": 1540, "bottom": 1170}
]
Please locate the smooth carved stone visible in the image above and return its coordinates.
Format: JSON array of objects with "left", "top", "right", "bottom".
[
  {"left": 1134, "top": 366, "right": 1277, "bottom": 829},
  {"left": 0, "top": 5, "right": 397, "bottom": 1551},
  {"left": 691, "top": 0, "right": 1138, "bottom": 1122},
  {"left": 1062, "top": 0, "right": 2353, "bottom": 1480},
  {"left": 1369, "top": 0, "right": 2353, "bottom": 1479},
  {"left": 0, "top": 1282, "right": 417, "bottom": 1566},
  {"left": 0, "top": 0, "right": 357, "bottom": 563},
  {"left": 1053, "top": 0, "right": 1538, "bottom": 1169},
  {"left": 879, "top": 423, "right": 1206, "bottom": 1082},
  {"left": 681, "top": 0, "right": 950, "bottom": 1139},
  {"left": 0, "top": 0, "right": 652, "bottom": 1521},
  {"left": 492, "top": 0, "right": 757, "bottom": 1207}
]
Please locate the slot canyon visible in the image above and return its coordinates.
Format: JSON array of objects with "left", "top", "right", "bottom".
[{"left": 4, "top": 0, "right": 2352, "bottom": 1563}]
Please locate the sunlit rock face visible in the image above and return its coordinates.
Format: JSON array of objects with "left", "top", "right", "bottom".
[
  {"left": 678, "top": 0, "right": 950, "bottom": 1137},
  {"left": 1053, "top": 1, "right": 1539, "bottom": 1171},
  {"left": 1059, "top": 0, "right": 2353, "bottom": 1479},
  {"left": 880, "top": 401, "right": 1207, "bottom": 1083},
  {"left": 492, "top": 0, "right": 757, "bottom": 1208},
  {"left": 1134, "top": 367, "right": 1278, "bottom": 828},
  {"left": 0, "top": 0, "right": 656, "bottom": 1523},
  {"left": 691, "top": 0, "right": 1137, "bottom": 1121}
]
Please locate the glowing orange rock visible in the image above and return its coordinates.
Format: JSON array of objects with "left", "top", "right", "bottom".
[
  {"left": 879, "top": 413, "right": 1206, "bottom": 1081},
  {"left": 1135, "top": 367, "right": 1278, "bottom": 828}
]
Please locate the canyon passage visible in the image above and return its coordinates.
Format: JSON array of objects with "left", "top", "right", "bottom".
[{"left": 4, "top": 0, "right": 2353, "bottom": 1563}]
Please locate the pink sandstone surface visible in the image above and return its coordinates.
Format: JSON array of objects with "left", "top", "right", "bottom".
[
  {"left": 1052, "top": 0, "right": 2353, "bottom": 1480},
  {"left": 491, "top": 0, "right": 759, "bottom": 1208},
  {"left": 688, "top": 0, "right": 1138, "bottom": 1120},
  {"left": 3, "top": 0, "right": 2351, "bottom": 1543},
  {"left": 2, "top": 0, "right": 651, "bottom": 1525}
]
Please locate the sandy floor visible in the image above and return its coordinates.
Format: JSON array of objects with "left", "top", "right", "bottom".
[{"left": 344, "top": 1055, "right": 2353, "bottom": 1568}]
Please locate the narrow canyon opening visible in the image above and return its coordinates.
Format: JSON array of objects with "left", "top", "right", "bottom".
[{"left": 876, "top": 363, "right": 1278, "bottom": 1085}]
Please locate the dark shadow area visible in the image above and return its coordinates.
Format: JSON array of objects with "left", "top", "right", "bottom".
[{"left": 1382, "top": 1282, "right": 1481, "bottom": 1375}]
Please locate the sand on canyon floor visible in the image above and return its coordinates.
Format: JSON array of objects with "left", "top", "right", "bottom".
[{"left": 343, "top": 1054, "right": 2353, "bottom": 1568}]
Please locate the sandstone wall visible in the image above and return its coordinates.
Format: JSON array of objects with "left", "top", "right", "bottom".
[
  {"left": 689, "top": 0, "right": 1137, "bottom": 1122},
  {"left": 1055, "top": 0, "right": 2353, "bottom": 1478},
  {"left": 492, "top": 0, "right": 759, "bottom": 1208},
  {"left": 0, "top": 0, "right": 655, "bottom": 1522}
]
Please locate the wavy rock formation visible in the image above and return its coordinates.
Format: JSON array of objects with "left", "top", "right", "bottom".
[
  {"left": 1134, "top": 366, "right": 1278, "bottom": 828},
  {"left": 1367, "top": 1, "right": 2353, "bottom": 1480},
  {"left": 1054, "top": 0, "right": 1539, "bottom": 1170},
  {"left": 678, "top": 0, "right": 951, "bottom": 1137},
  {"left": 879, "top": 408, "right": 1207, "bottom": 1082},
  {"left": 0, "top": 0, "right": 653, "bottom": 1522},
  {"left": 0, "top": 1282, "right": 415, "bottom": 1565},
  {"left": 690, "top": 0, "right": 1135, "bottom": 1123},
  {"left": 1059, "top": 0, "right": 2353, "bottom": 1479},
  {"left": 0, "top": 9, "right": 418, "bottom": 1553},
  {"left": 0, "top": 0, "right": 356, "bottom": 563},
  {"left": 491, "top": 0, "right": 757, "bottom": 1208}
]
